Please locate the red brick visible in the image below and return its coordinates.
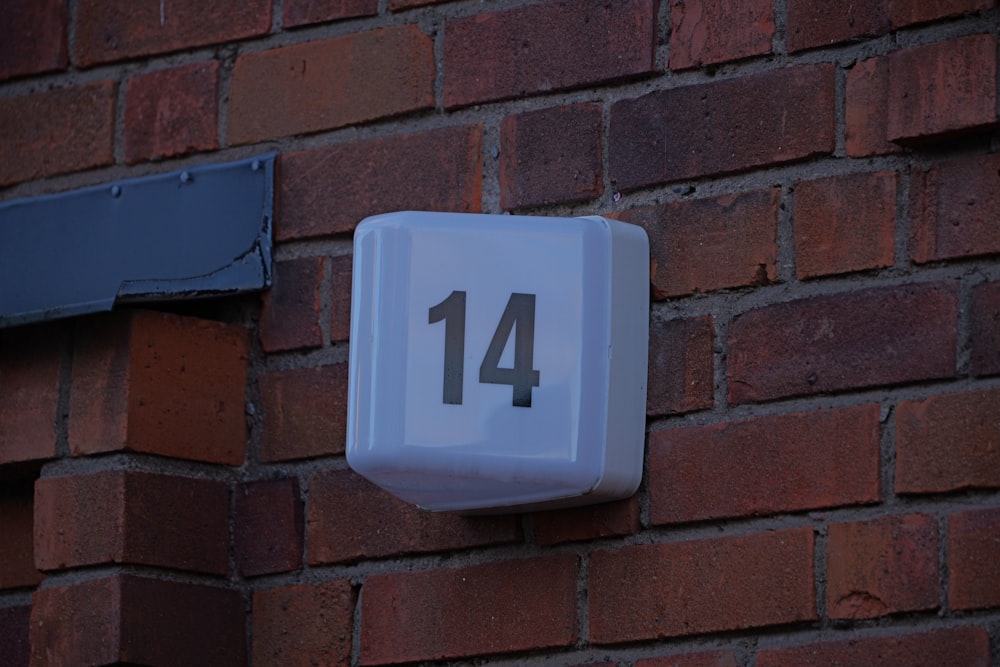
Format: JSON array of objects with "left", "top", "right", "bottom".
[
  {"left": 253, "top": 580, "right": 355, "bottom": 666},
  {"left": 845, "top": 56, "right": 903, "bottom": 157},
  {"left": 793, "top": 171, "right": 897, "bottom": 279},
  {"left": 283, "top": 0, "right": 378, "bottom": 27},
  {"left": 229, "top": 26, "right": 433, "bottom": 145},
  {"left": 728, "top": 283, "right": 957, "bottom": 404},
  {"left": 73, "top": 0, "right": 271, "bottom": 67},
  {"left": 258, "top": 257, "right": 325, "bottom": 352},
  {"left": 947, "top": 507, "right": 1000, "bottom": 610},
  {"left": 69, "top": 310, "right": 249, "bottom": 465},
  {"left": 649, "top": 405, "right": 881, "bottom": 525},
  {"left": 0, "top": 82, "right": 115, "bottom": 187},
  {"left": 34, "top": 470, "right": 229, "bottom": 575},
  {"left": 646, "top": 315, "right": 714, "bottom": 415},
  {"left": 896, "top": 388, "right": 1000, "bottom": 494},
  {"left": 499, "top": 104, "right": 603, "bottom": 210},
  {"left": 235, "top": 479, "right": 303, "bottom": 577},
  {"left": 390, "top": 0, "right": 446, "bottom": 7},
  {"left": 971, "top": 280, "right": 1000, "bottom": 376},
  {"left": 826, "top": 514, "right": 939, "bottom": 619},
  {"left": 786, "top": 0, "right": 888, "bottom": 52},
  {"left": 617, "top": 189, "right": 779, "bottom": 298},
  {"left": 124, "top": 61, "right": 219, "bottom": 164},
  {"left": 638, "top": 652, "right": 739, "bottom": 667},
  {"left": 533, "top": 496, "right": 640, "bottom": 547},
  {"left": 887, "top": 34, "right": 998, "bottom": 145},
  {"left": 0, "top": 324, "right": 64, "bottom": 465},
  {"left": 0, "top": 0, "right": 67, "bottom": 80},
  {"left": 277, "top": 125, "right": 482, "bottom": 240},
  {"left": 888, "top": 0, "right": 996, "bottom": 28},
  {"left": 669, "top": 0, "right": 774, "bottom": 69},
  {"left": 360, "top": 556, "right": 578, "bottom": 664},
  {"left": 330, "top": 254, "right": 352, "bottom": 343},
  {"left": 756, "top": 627, "right": 990, "bottom": 667},
  {"left": 307, "top": 470, "right": 519, "bottom": 564},
  {"left": 260, "top": 364, "right": 347, "bottom": 461},
  {"left": 31, "top": 574, "right": 245, "bottom": 666},
  {"left": 0, "top": 605, "right": 30, "bottom": 667},
  {"left": 909, "top": 153, "right": 1000, "bottom": 263},
  {"left": 443, "top": 0, "right": 656, "bottom": 108},
  {"left": 0, "top": 487, "right": 42, "bottom": 589},
  {"left": 611, "top": 64, "right": 834, "bottom": 189},
  {"left": 589, "top": 528, "right": 815, "bottom": 643}
]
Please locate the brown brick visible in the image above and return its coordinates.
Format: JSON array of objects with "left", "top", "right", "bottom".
[
  {"left": 330, "top": 254, "right": 353, "bottom": 343},
  {"left": 786, "top": 0, "right": 888, "bottom": 52},
  {"left": 124, "top": 61, "right": 219, "bottom": 164},
  {"left": 637, "top": 652, "right": 739, "bottom": 667},
  {"left": 277, "top": 125, "right": 482, "bottom": 240},
  {"left": 258, "top": 257, "right": 325, "bottom": 352},
  {"left": 533, "top": 496, "right": 641, "bottom": 547},
  {"left": 499, "top": 104, "right": 603, "bottom": 210},
  {"left": 235, "top": 479, "right": 303, "bottom": 577},
  {"left": 69, "top": 310, "right": 249, "bottom": 465},
  {"left": 611, "top": 64, "right": 834, "bottom": 189},
  {"left": 793, "top": 171, "right": 897, "bottom": 279},
  {"left": 0, "top": 487, "right": 42, "bottom": 589},
  {"left": 229, "top": 26, "right": 433, "bottom": 145},
  {"left": 0, "top": 605, "right": 30, "bottom": 667},
  {"left": 360, "top": 556, "right": 578, "bottom": 664},
  {"left": 260, "top": 365, "right": 347, "bottom": 461},
  {"left": 616, "top": 190, "right": 779, "bottom": 298},
  {"left": 887, "top": 34, "right": 998, "bottom": 145},
  {"left": 0, "top": 82, "right": 115, "bottom": 187},
  {"left": 73, "top": 0, "right": 271, "bottom": 67},
  {"left": 826, "top": 514, "right": 939, "bottom": 619},
  {"left": 0, "top": 0, "right": 67, "bottom": 80},
  {"left": 0, "top": 324, "right": 64, "bottom": 465},
  {"left": 756, "top": 627, "right": 990, "bottom": 667},
  {"left": 669, "top": 0, "right": 774, "bottom": 69},
  {"left": 34, "top": 470, "right": 229, "bottom": 575},
  {"left": 971, "top": 280, "right": 1000, "bottom": 376},
  {"left": 909, "top": 153, "right": 1000, "bottom": 263},
  {"left": 590, "top": 528, "right": 815, "bottom": 643},
  {"left": 948, "top": 507, "right": 1000, "bottom": 610},
  {"left": 896, "top": 388, "right": 1000, "bottom": 494},
  {"left": 283, "top": 0, "right": 378, "bottom": 27},
  {"left": 728, "top": 283, "right": 957, "bottom": 404},
  {"left": 649, "top": 405, "right": 881, "bottom": 525},
  {"left": 888, "top": 0, "right": 996, "bottom": 28},
  {"left": 307, "top": 470, "right": 519, "bottom": 564},
  {"left": 31, "top": 574, "right": 245, "bottom": 666},
  {"left": 443, "top": 0, "right": 656, "bottom": 108},
  {"left": 646, "top": 315, "right": 714, "bottom": 416},
  {"left": 253, "top": 580, "right": 355, "bottom": 667},
  {"left": 845, "top": 56, "right": 903, "bottom": 157}
]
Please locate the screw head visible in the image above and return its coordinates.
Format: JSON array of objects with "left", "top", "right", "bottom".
[
  {"left": 110, "top": 185, "right": 122, "bottom": 198},
  {"left": 180, "top": 171, "right": 192, "bottom": 183}
]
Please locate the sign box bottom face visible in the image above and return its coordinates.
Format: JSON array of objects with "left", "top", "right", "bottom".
[{"left": 346, "top": 211, "right": 648, "bottom": 513}]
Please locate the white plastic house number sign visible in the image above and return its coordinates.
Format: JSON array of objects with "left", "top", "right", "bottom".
[{"left": 346, "top": 211, "right": 649, "bottom": 512}]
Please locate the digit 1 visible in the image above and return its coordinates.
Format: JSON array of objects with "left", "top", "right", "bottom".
[
  {"left": 479, "top": 293, "right": 540, "bottom": 407},
  {"left": 428, "top": 290, "right": 466, "bottom": 405}
]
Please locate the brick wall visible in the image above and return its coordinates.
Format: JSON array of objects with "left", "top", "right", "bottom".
[{"left": 1, "top": 1, "right": 999, "bottom": 665}]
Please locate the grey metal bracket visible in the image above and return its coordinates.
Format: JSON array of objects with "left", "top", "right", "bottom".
[{"left": 0, "top": 154, "right": 275, "bottom": 328}]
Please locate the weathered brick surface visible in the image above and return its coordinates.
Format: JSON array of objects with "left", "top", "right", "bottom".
[
  {"left": 947, "top": 507, "right": 1000, "bottom": 610},
  {"left": 896, "top": 387, "right": 1000, "bottom": 494},
  {"left": 0, "top": 0, "right": 67, "bottom": 80},
  {"left": 670, "top": 0, "right": 774, "bottom": 69},
  {"left": 909, "top": 153, "right": 1000, "bottom": 263},
  {"left": 826, "top": 514, "right": 939, "bottom": 619},
  {"left": 0, "top": 605, "right": 30, "bottom": 667},
  {"left": 69, "top": 310, "right": 249, "bottom": 465},
  {"left": 645, "top": 316, "right": 714, "bottom": 416},
  {"left": 728, "top": 283, "right": 957, "bottom": 404},
  {"left": 0, "top": 324, "right": 64, "bottom": 465},
  {"left": 73, "top": 0, "right": 271, "bottom": 67},
  {"left": 499, "top": 104, "right": 603, "bottom": 210},
  {"left": 0, "top": 82, "right": 115, "bottom": 187},
  {"left": 253, "top": 580, "right": 354, "bottom": 666},
  {"left": 786, "top": 0, "right": 888, "bottom": 52},
  {"left": 616, "top": 189, "right": 779, "bottom": 298},
  {"left": 283, "top": 0, "right": 378, "bottom": 27},
  {"left": 533, "top": 496, "right": 640, "bottom": 547},
  {"left": 971, "top": 280, "right": 1000, "bottom": 376},
  {"left": 260, "top": 364, "right": 348, "bottom": 461},
  {"left": 637, "top": 652, "right": 739, "bottom": 667},
  {"left": 229, "top": 26, "right": 434, "bottom": 145},
  {"left": 124, "top": 61, "right": 219, "bottom": 164},
  {"left": 888, "top": 0, "right": 996, "bottom": 26},
  {"left": 307, "top": 470, "right": 519, "bottom": 564},
  {"left": 360, "top": 556, "right": 578, "bottom": 664},
  {"left": 235, "top": 479, "right": 303, "bottom": 577},
  {"left": 0, "top": 488, "right": 42, "bottom": 589},
  {"left": 277, "top": 125, "right": 482, "bottom": 240},
  {"left": 792, "top": 171, "right": 897, "bottom": 278},
  {"left": 649, "top": 405, "right": 881, "bottom": 525},
  {"left": 443, "top": 0, "right": 656, "bottom": 108},
  {"left": 589, "top": 528, "right": 815, "bottom": 643},
  {"left": 258, "top": 257, "right": 325, "bottom": 352},
  {"left": 610, "top": 65, "right": 834, "bottom": 189},
  {"left": 330, "top": 254, "right": 353, "bottom": 343},
  {"left": 845, "top": 56, "right": 903, "bottom": 157}
]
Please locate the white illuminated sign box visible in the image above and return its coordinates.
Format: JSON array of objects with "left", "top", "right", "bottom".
[{"left": 346, "top": 211, "right": 648, "bottom": 512}]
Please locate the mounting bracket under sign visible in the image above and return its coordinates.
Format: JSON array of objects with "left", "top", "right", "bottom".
[{"left": 0, "top": 154, "right": 275, "bottom": 328}]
